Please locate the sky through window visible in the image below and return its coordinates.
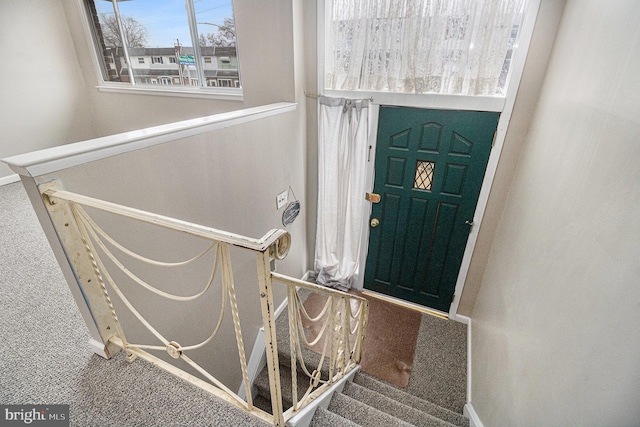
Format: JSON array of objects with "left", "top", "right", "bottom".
[{"left": 94, "top": 0, "right": 233, "bottom": 48}]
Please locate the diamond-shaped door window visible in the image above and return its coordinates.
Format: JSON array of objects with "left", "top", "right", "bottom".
[{"left": 414, "top": 161, "right": 435, "bottom": 190}]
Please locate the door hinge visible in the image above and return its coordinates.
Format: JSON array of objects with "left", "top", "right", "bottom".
[
  {"left": 451, "top": 293, "right": 456, "bottom": 304},
  {"left": 491, "top": 130, "right": 497, "bottom": 148},
  {"left": 465, "top": 219, "right": 474, "bottom": 232}
]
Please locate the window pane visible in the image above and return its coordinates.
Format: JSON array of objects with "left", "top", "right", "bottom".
[
  {"left": 115, "top": 0, "right": 193, "bottom": 87},
  {"left": 194, "top": 1, "right": 240, "bottom": 89},
  {"left": 414, "top": 161, "right": 435, "bottom": 191},
  {"left": 91, "top": 1, "right": 122, "bottom": 82},
  {"left": 86, "top": 0, "right": 240, "bottom": 90}
]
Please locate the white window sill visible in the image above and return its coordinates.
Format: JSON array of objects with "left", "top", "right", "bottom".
[
  {"left": 96, "top": 84, "right": 244, "bottom": 101},
  {"left": 322, "top": 89, "right": 506, "bottom": 112}
]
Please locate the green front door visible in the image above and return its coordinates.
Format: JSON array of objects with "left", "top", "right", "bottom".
[{"left": 364, "top": 106, "right": 499, "bottom": 312}]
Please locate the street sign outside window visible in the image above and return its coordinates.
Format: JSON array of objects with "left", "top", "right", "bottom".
[{"left": 179, "top": 55, "right": 195, "bottom": 65}]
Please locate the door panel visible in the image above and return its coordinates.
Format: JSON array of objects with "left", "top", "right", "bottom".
[{"left": 364, "top": 107, "right": 499, "bottom": 311}]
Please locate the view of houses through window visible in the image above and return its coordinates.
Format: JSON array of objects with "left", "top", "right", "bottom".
[{"left": 85, "top": 0, "right": 240, "bottom": 89}]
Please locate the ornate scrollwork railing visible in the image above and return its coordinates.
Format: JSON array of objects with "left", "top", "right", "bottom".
[
  {"left": 271, "top": 274, "right": 369, "bottom": 416},
  {"left": 40, "top": 181, "right": 368, "bottom": 426}
]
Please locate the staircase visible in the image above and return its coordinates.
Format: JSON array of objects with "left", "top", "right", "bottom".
[
  {"left": 252, "top": 291, "right": 470, "bottom": 427},
  {"left": 310, "top": 372, "right": 469, "bottom": 427}
]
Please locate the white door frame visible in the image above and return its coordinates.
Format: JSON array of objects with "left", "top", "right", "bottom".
[{"left": 317, "top": 0, "right": 542, "bottom": 319}]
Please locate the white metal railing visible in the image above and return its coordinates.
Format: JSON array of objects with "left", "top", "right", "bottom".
[
  {"left": 40, "top": 182, "right": 368, "bottom": 426},
  {"left": 274, "top": 274, "right": 368, "bottom": 418}
]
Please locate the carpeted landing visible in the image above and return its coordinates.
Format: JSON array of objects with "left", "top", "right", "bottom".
[{"left": 301, "top": 291, "right": 422, "bottom": 388}]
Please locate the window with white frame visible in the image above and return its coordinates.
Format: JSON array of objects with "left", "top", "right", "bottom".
[
  {"left": 324, "top": 0, "right": 525, "bottom": 96},
  {"left": 84, "top": 0, "right": 240, "bottom": 92}
]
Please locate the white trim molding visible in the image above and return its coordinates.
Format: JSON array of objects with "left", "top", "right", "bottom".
[
  {"left": 464, "top": 403, "right": 486, "bottom": 427},
  {"left": 95, "top": 84, "right": 243, "bottom": 101},
  {"left": 457, "top": 314, "right": 472, "bottom": 405},
  {"left": 3, "top": 102, "right": 297, "bottom": 178},
  {"left": 460, "top": 315, "right": 482, "bottom": 427},
  {"left": 0, "top": 174, "right": 20, "bottom": 186},
  {"left": 88, "top": 338, "right": 109, "bottom": 359},
  {"left": 287, "top": 367, "right": 359, "bottom": 427}
]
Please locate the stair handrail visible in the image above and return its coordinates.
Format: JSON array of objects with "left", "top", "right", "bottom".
[
  {"left": 42, "top": 188, "right": 288, "bottom": 252},
  {"left": 39, "top": 182, "right": 369, "bottom": 426}
]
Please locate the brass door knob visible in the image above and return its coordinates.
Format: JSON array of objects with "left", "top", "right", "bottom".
[{"left": 370, "top": 218, "right": 380, "bottom": 227}]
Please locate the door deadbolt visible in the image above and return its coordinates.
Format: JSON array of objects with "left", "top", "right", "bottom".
[
  {"left": 370, "top": 218, "right": 380, "bottom": 227},
  {"left": 365, "top": 192, "right": 381, "bottom": 203}
]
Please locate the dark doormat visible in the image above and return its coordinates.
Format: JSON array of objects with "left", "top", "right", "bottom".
[{"left": 301, "top": 291, "right": 422, "bottom": 388}]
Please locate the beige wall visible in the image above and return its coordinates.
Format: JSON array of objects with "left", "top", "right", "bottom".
[
  {"left": 59, "top": 0, "right": 296, "bottom": 137},
  {"left": 0, "top": 0, "right": 94, "bottom": 179},
  {"left": 470, "top": 0, "right": 640, "bottom": 425},
  {"left": 0, "top": 0, "right": 300, "bottom": 177},
  {"left": 458, "top": 0, "right": 567, "bottom": 315}
]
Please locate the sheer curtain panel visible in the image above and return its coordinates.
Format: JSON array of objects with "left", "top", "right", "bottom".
[
  {"left": 326, "top": 0, "right": 525, "bottom": 95},
  {"left": 314, "top": 97, "right": 371, "bottom": 290}
]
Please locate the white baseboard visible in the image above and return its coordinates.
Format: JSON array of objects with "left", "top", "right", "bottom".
[
  {"left": 301, "top": 270, "right": 313, "bottom": 282},
  {"left": 0, "top": 174, "right": 20, "bottom": 186},
  {"left": 274, "top": 294, "right": 289, "bottom": 320},
  {"left": 461, "top": 315, "right": 472, "bottom": 405},
  {"left": 88, "top": 338, "right": 109, "bottom": 359},
  {"left": 238, "top": 293, "right": 290, "bottom": 400},
  {"left": 464, "top": 403, "right": 485, "bottom": 427},
  {"left": 453, "top": 314, "right": 471, "bottom": 325},
  {"left": 240, "top": 327, "right": 266, "bottom": 401},
  {"left": 287, "top": 367, "right": 359, "bottom": 427}
]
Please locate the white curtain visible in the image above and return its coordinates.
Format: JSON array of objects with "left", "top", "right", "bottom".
[
  {"left": 326, "top": 0, "right": 525, "bottom": 95},
  {"left": 315, "top": 96, "right": 370, "bottom": 290}
]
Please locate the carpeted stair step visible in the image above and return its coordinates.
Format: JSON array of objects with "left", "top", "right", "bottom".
[
  {"left": 309, "top": 407, "right": 360, "bottom": 427},
  {"left": 325, "top": 392, "right": 414, "bottom": 427},
  {"left": 341, "top": 381, "right": 457, "bottom": 427},
  {"left": 353, "top": 373, "right": 469, "bottom": 427},
  {"left": 253, "top": 361, "right": 316, "bottom": 412},
  {"left": 251, "top": 394, "right": 273, "bottom": 414}
]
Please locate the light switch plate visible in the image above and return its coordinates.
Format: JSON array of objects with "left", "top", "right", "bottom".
[{"left": 276, "top": 190, "right": 288, "bottom": 209}]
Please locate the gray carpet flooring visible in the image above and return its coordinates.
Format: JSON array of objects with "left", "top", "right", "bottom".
[
  {"left": 406, "top": 313, "right": 468, "bottom": 413},
  {"left": 0, "top": 181, "right": 468, "bottom": 425}
]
